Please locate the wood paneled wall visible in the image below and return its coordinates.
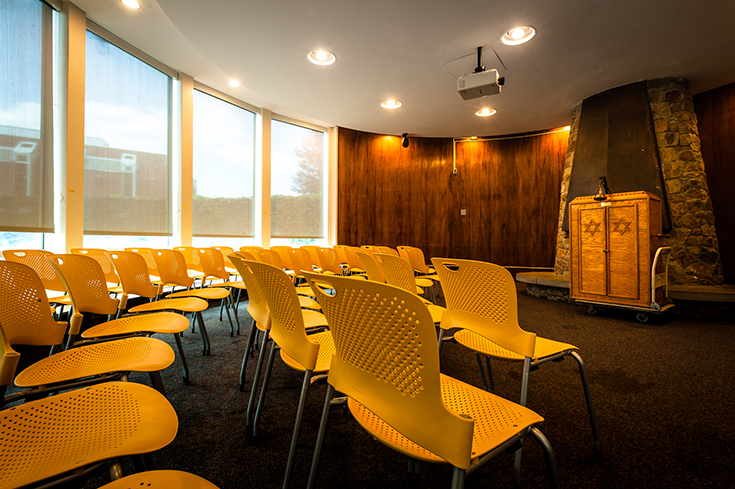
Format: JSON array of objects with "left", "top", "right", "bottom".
[
  {"left": 337, "top": 127, "right": 568, "bottom": 267},
  {"left": 694, "top": 82, "right": 735, "bottom": 283}
]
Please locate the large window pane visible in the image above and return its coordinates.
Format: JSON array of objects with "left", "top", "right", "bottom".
[
  {"left": 271, "top": 121, "right": 325, "bottom": 238},
  {"left": 0, "top": 0, "right": 53, "bottom": 234},
  {"left": 193, "top": 90, "right": 255, "bottom": 237},
  {"left": 84, "top": 30, "right": 172, "bottom": 236}
]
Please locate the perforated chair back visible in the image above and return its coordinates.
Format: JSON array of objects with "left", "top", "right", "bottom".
[
  {"left": 244, "top": 260, "right": 319, "bottom": 370},
  {"left": 70, "top": 248, "right": 119, "bottom": 285},
  {"left": 360, "top": 245, "right": 379, "bottom": 253},
  {"left": 125, "top": 247, "right": 159, "bottom": 278},
  {"left": 344, "top": 246, "right": 367, "bottom": 273},
  {"left": 229, "top": 255, "right": 269, "bottom": 329},
  {"left": 271, "top": 246, "right": 295, "bottom": 271},
  {"left": 317, "top": 247, "right": 343, "bottom": 275},
  {"left": 198, "top": 248, "right": 230, "bottom": 282},
  {"left": 2, "top": 249, "right": 66, "bottom": 293},
  {"left": 355, "top": 249, "right": 386, "bottom": 282},
  {"left": 333, "top": 245, "right": 349, "bottom": 265},
  {"left": 431, "top": 258, "right": 536, "bottom": 358},
  {"left": 374, "top": 253, "right": 420, "bottom": 294},
  {"left": 239, "top": 246, "right": 264, "bottom": 256},
  {"left": 399, "top": 246, "right": 435, "bottom": 275},
  {"left": 301, "top": 246, "right": 322, "bottom": 268},
  {"left": 151, "top": 249, "right": 195, "bottom": 291},
  {"left": 0, "top": 321, "right": 20, "bottom": 388},
  {"left": 0, "top": 261, "right": 66, "bottom": 348},
  {"left": 47, "top": 254, "right": 119, "bottom": 316},
  {"left": 106, "top": 251, "right": 158, "bottom": 300},
  {"left": 377, "top": 246, "right": 399, "bottom": 256},
  {"left": 289, "top": 248, "right": 314, "bottom": 275},
  {"left": 302, "top": 271, "right": 474, "bottom": 469},
  {"left": 234, "top": 250, "right": 259, "bottom": 261},
  {"left": 212, "top": 246, "right": 236, "bottom": 269},
  {"left": 258, "top": 249, "right": 284, "bottom": 269},
  {"left": 174, "top": 246, "right": 203, "bottom": 273}
]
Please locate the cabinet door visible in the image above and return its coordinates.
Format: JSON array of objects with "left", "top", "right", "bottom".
[
  {"left": 577, "top": 206, "right": 607, "bottom": 296},
  {"left": 606, "top": 203, "right": 640, "bottom": 299}
]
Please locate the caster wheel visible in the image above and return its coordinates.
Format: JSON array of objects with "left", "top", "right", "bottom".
[
  {"left": 635, "top": 312, "right": 649, "bottom": 323},
  {"left": 586, "top": 305, "right": 598, "bottom": 316}
]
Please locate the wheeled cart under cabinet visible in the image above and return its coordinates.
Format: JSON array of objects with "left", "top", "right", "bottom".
[{"left": 569, "top": 191, "right": 675, "bottom": 322}]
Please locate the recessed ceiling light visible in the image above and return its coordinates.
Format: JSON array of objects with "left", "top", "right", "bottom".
[
  {"left": 308, "top": 50, "right": 336, "bottom": 66},
  {"left": 475, "top": 108, "right": 497, "bottom": 117},
  {"left": 121, "top": 0, "right": 141, "bottom": 9},
  {"left": 381, "top": 100, "right": 402, "bottom": 109},
  {"left": 229, "top": 80, "right": 240, "bottom": 88},
  {"left": 501, "top": 26, "right": 536, "bottom": 45}
]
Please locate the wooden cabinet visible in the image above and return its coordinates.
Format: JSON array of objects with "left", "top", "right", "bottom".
[{"left": 570, "top": 191, "right": 662, "bottom": 308}]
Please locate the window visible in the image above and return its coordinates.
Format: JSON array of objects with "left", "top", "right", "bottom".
[
  {"left": 192, "top": 89, "right": 255, "bottom": 238},
  {"left": 270, "top": 120, "right": 326, "bottom": 238},
  {"left": 0, "top": 0, "right": 54, "bottom": 239},
  {"left": 83, "top": 30, "right": 172, "bottom": 238}
]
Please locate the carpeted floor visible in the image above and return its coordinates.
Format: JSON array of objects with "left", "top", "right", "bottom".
[{"left": 19, "top": 285, "right": 735, "bottom": 488}]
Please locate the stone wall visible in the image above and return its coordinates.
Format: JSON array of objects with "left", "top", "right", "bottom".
[{"left": 554, "top": 77, "right": 723, "bottom": 285}]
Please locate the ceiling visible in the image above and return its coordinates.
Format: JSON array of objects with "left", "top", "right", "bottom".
[{"left": 71, "top": 0, "right": 735, "bottom": 138}]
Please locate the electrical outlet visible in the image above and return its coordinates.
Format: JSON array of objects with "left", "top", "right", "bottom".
[{"left": 460, "top": 209, "right": 467, "bottom": 216}]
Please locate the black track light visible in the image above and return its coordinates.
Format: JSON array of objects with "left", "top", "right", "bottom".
[{"left": 401, "top": 133, "right": 409, "bottom": 148}]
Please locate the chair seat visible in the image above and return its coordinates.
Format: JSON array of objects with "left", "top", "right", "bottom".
[
  {"left": 295, "top": 284, "right": 316, "bottom": 298},
  {"left": 99, "top": 470, "right": 220, "bottom": 488},
  {"left": 427, "top": 304, "right": 445, "bottom": 324},
  {"left": 211, "top": 280, "right": 247, "bottom": 290},
  {"left": 0, "top": 382, "right": 178, "bottom": 489},
  {"left": 280, "top": 330, "right": 334, "bottom": 373},
  {"left": 454, "top": 329, "right": 578, "bottom": 362},
  {"left": 47, "top": 291, "right": 73, "bottom": 306},
  {"left": 82, "top": 312, "right": 190, "bottom": 338},
  {"left": 168, "top": 288, "right": 230, "bottom": 300},
  {"left": 299, "top": 295, "right": 321, "bottom": 310},
  {"left": 302, "top": 309, "right": 329, "bottom": 329},
  {"left": 129, "top": 297, "right": 209, "bottom": 314},
  {"left": 348, "top": 373, "right": 543, "bottom": 465},
  {"left": 415, "top": 277, "right": 434, "bottom": 288},
  {"left": 14, "top": 337, "right": 175, "bottom": 388}
]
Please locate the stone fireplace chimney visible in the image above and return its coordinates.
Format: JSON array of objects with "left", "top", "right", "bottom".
[{"left": 555, "top": 78, "right": 723, "bottom": 286}]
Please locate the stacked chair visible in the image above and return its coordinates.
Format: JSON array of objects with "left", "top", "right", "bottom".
[
  {"left": 302, "top": 271, "right": 559, "bottom": 489},
  {"left": 2, "top": 249, "right": 73, "bottom": 309},
  {"left": 431, "top": 257, "right": 601, "bottom": 466}
]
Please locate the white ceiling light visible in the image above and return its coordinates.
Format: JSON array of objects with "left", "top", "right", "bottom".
[
  {"left": 229, "top": 80, "right": 240, "bottom": 88},
  {"left": 476, "top": 108, "right": 497, "bottom": 117},
  {"left": 308, "top": 50, "right": 336, "bottom": 66},
  {"left": 121, "top": 0, "right": 141, "bottom": 9},
  {"left": 501, "top": 26, "right": 536, "bottom": 45},
  {"left": 381, "top": 100, "right": 402, "bottom": 109}
]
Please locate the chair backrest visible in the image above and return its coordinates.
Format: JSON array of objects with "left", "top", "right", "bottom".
[
  {"left": 258, "top": 249, "right": 284, "bottom": 269},
  {"left": 124, "top": 247, "right": 159, "bottom": 278},
  {"left": 212, "top": 246, "right": 236, "bottom": 269},
  {"left": 173, "top": 246, "right": 203, "bottom": 273},
  {"left": 344, "top": 246, "right": 366, "bottom": 272},
  {"left": 228, "top": 255, "right": 269, "bottom": 329},
  {"left": 244, "top": 260, "right": 319, "bottom": 370},
  {"left": 47, "top": 254, "right": 120, "bottom": 336},
  {"left": 333, "top": 245, "right": 349, "bottom": 265},
  {"left": 301, "top": 246, "right": 322, "bottom": 268},
  {"left": 151, "top": 249, "right": 195, "bottom": 292},
  {"left": 355, "top": 249, "right": 385, "bottom": 282},
  {"left": 2, "top": 249, "right": 66, "bottom": 292},
  {"left": 399, "top": 246, "right": 433, "bottom": 274},
  {"left": 302, "top": 271, "right": 474, "bottom": 469},
  {"left": 0, "top": 261, "right": 67, "bottom": 348},
  {"left": 360, "top": 245, "right": 379, "bottom": 253},
  {"left": 290, "top": 248, "right": 314, "bottom": 275},
  {"left": 374, "top": 253, "right": 420, "bottom": 294},
  {"left": 431, "top": 257, "right": 536, "bottom": 358},
  {"left": 106, "top": 251, "right": 158, "bottom": 302},
  {"left": 198, "top": 248, "right": 230, "bottom": 282},
  {"left": 376, "top": 246, "right": 399, "bottom": 256},
  {"left": 239, "top": 246, "right": 264, "bottom": 256},
  {"left": 0, "top": 321, "right": 20, "bottom": 389},
  {"left": 234, "top": 250, "right": 259, "bottom": 261},
  {"left": 316, "top": 247, "right": 343, "bottom": 275},
  {"left": 271, "top": 246, "right": 295, "bottom": 271},
  {"left": 70, "top": 248, "right": 119, "bottom": 285}
]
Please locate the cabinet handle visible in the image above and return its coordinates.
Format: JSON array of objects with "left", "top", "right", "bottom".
[{"left": 603, "top": 249, "right": 609, "bottom": 253}]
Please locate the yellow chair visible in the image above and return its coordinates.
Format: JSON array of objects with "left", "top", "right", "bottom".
[
  {"left": 374, "top": 253, "right": 445, "bottom": 325},
  {"left": 333, "top": 244, "right": 349, "bottom": 267},
  {"left": 0, "top": 381, "right": 178, "bottom": 489},
  {"left": 212, "top": 245, "right": 238, "bottom": 276},
  {"left": 316, "top": 247, "right": 345, "bottom": 276},
  {"left": 272, "top": 245, "right": 296, "bottom": 271},
  {"left": 398, "top": 245, "right": 438, "bottom": 301},
  {"left": 151, "top": 249, "right": 231, "bottom": 352},
  {"left": 354, "top": 248, "right": 386, "bottom": 283},
  {"left": 196, "top": 248, "right": 238, "bottom": 335},
  {"left": 300, "top": 245, "right": 322, "bottom": 270},
  {"left": 244, "top": 260, "right": 334, "bottom": 489},
  {"left": 228, "top": 255, "right": 329, "bottom": 415},
  {"left": 301, "top": 271, "right": 559, "bottom": 489},
  {"left": 343, "top": 246, "right": 368, "bottom": 276},
  {"left": 239, "top": 245, "right": 264, "bottom": 257},
  {"left": 70, "top": 248, "right": 123, "bottom": 295},
  {"left": 125, "top": 247, "right": 161, "bottom": 283},
  {"left": 0, "top": 261, "right": 174, "bottom": 403},
  {"left": 173, "top": 246, "right": 206, "bottom": 282},
  {"left": 105, "top": 250, "right": 210, "bottom": 378},
  {"left": 2, "top": 249, "right": 72, "bottom": 308},
  {"left": 376, "top": 246, "right": 399, "bottom": 256},
  {"left": 431, "top": 257, "right": 601, "bottom": 457},
  {"left": 98, "top": 470, "right": 220, "bottom": 488}
]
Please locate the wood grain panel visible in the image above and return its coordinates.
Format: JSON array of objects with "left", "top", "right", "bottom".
[
  {"left": 694, "top": 83, "right": 735, "bottom": 283},
  {"left": 338, "top": 127, "right": 567, "bottom": 267}
]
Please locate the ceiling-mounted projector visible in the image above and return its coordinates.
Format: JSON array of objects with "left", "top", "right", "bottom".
[{"left": 457, "top": 69, "right": 502, "bottom": 100}]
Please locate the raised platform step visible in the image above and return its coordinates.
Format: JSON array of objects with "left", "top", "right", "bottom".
[{"left": 515, "top": 271, "right": 735, "bottom": 303}]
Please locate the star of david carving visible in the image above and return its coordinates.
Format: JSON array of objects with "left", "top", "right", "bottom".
[
  {"left": 584, "top": 219, "right": 601, "bottom": 236},
  {"left": 611, "top": 218, "right": 632, "bottom": 235}
]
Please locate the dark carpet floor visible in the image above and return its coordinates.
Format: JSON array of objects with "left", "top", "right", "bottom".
[{"left": 19, "top": 286, "right": 735, "bottom": 488}]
